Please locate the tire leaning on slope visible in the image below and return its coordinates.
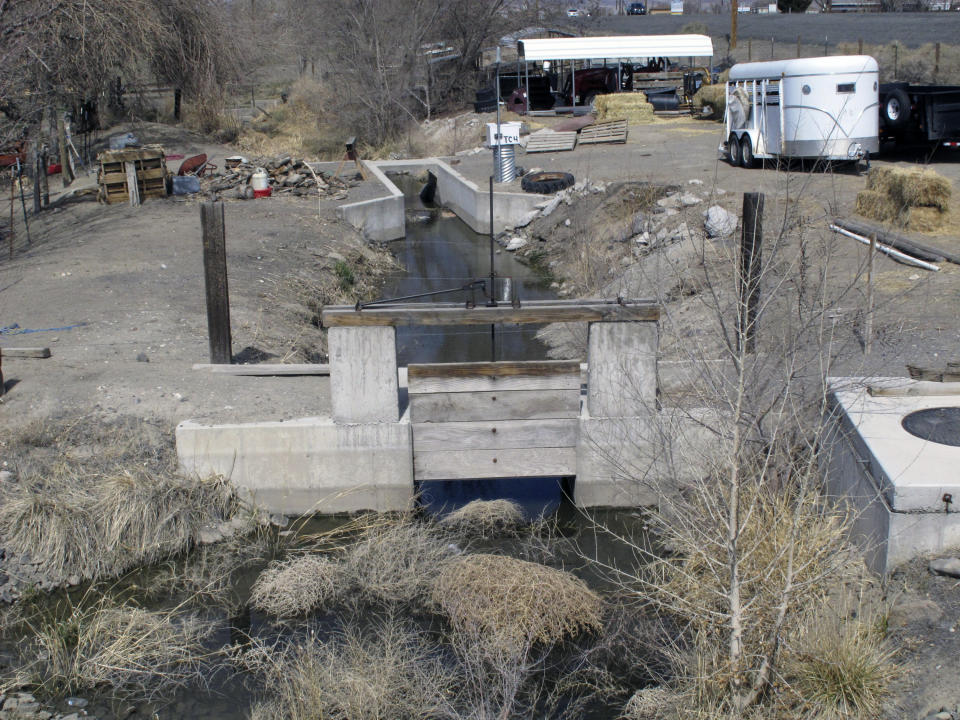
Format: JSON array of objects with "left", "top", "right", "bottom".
[{"left": 521, "top": 171, "right": 575, "bottom": 194}]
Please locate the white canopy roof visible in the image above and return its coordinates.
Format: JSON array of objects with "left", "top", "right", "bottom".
[
  {"left": 728, "top": 55, "right": 878, "bottom": 81},
  {"left": 518, "top": 34, "right": 713, "bottom": 62}
]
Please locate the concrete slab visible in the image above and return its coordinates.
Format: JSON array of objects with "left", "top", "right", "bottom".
[{"left": 176, "top": 414, "right": 413, "bottom": 515}]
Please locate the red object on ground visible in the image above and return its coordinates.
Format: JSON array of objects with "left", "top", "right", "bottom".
[
  {"left": 166, "top": 154, "right": 185, "bottom": 160},
  {"left": 47, "top": 163, "right": 62, "bottom": 175},
  {"left": 178, "top": 154, "right": 209, "bottom": 176},
  {"left": 253, "top": 188, "right": 272, "bottom": 199}
]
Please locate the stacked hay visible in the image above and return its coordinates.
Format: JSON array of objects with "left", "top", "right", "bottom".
[
  {"left": 593, "top": 93, "right": 654, "bottom": 124},
  {"left": 693, "top": 84, "right": 726, "bottom": 121},
  {"left": 856, "top": 166, "right": 951, "bottom": 231},
  {"left": 432, "top": 554, "right": 603, "bottom": 650}
]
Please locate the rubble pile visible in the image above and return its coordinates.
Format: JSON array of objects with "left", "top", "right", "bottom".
[{"left": 200, "top": 155, "right": 356, "bottom": 200}]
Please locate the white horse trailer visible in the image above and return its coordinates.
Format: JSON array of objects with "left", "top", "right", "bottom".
[{"left": 722, "top": 55, "right": 879, "bottom": 167}]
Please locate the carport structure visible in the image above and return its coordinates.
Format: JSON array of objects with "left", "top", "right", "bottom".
[{"left": 516, "top": 34, "right": 714, "bottom": 108}]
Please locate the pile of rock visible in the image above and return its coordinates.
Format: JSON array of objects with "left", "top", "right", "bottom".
[
  {"left": 0, "top": 692, "right": 93, "bottom": 720},
  {"left": 201, "top": 155, "right": 354, "bottom": 200}
]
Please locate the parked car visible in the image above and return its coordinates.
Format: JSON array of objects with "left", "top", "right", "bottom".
[
  {"left": 567, "top": 8, "right": 580, "bottom": 16},
  {"left": 628, "top": 2, "right": 647, "bottom": 13}
]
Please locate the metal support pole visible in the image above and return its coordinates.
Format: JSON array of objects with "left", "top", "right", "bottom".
[{"left": 488, "top": 176, "right": 497, "bottom": 362}]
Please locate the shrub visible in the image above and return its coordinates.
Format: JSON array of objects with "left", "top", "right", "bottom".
[
  {"left": 439, "top": 499, "right": 526, "bottom": 538},
  {"left": 250, "top": 554, "right": 343, "bottom": 618},
  {"left": 13, "top": 601, "right": 211, "bottom": 700},
  {"left": 341, "top": 521, "right": 451, "bottom": 608},
  {"left": 241, "top": 617, "right": 457, "bottom": 720},
  {"left": 432, "top": 554, "right": 603, "bottom": 650}
]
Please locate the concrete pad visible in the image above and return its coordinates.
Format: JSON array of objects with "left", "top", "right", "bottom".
[{"left": 176, "top": 415, "right": 413, "bottom": 515}]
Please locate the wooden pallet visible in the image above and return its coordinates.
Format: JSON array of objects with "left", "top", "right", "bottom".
[
  {"left": 524, "top": 130, "right": 578, "bottom": 153},
  {"left": 578, "top": 118, "right": 628, "bottom": 145},
  {"left": 98, "top": 147, "right": 169, "bottom": 204}
]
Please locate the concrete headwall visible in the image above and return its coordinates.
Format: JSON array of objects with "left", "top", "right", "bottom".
[
  {"left": 337, "top": 158, "right": 546, "bottom": 241},
  {"left": 177, "top": 415, "right": 414, "bottom": 515},
  {"left": 335, "top": 162, "right": 406, "bottom": 242}
]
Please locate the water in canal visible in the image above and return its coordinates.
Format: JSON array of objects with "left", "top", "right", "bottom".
[{"left": 381, "top": 173, "right": 555, "bottom": 366}]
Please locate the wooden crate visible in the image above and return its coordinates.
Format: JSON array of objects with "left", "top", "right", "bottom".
[{"left": 98, "top": 147, "right": 169, "bottom": 204}]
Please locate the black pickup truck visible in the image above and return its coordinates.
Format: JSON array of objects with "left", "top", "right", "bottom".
[{"left": 880, "top": 82, "right": 960, "bottom": 148}]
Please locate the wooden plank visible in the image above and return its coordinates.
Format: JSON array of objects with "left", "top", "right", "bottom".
[
  {"left": 192, "top": 363, "right": 329, "bottom": 375},
  {"left": 329, "top": 326, "right": 399, "bottom": 423},
  {"left": 125, "top": 162, "right": 140, "bottom": 207},
  {"left": 525, "top": 130, "right": 578, "bottom": 153},
  {"left": 410, "top": 389, "right": 580, "bottom": 423},
  {"left": 101, "top": 172, "right": 127, "bottom": 184},
  {"left": 409, "top": 362, "right": 579, "bottom": 394},
  {"left": 414, "top": 447, "right": 577, "bottom": 480},
  {"left": 413, "top": 418, "right": 578, "bottom": 451},
  {"left": 0, "top": 347, "right": 51, "bottom": 358},
  {"left": 579, "top": 119, "right": 628, "bottom": 144},
  {"left": 321, "top": 302, "right": 659, "bottom": 327}
]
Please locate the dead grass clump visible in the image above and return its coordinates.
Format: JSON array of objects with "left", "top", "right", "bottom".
[
  {"left": 0, "top": 469, "right": 238, "bottom": 582},
  {"left": 241, "top": 617, "right": 456, "bottom": 720},
  {"left": 432, "top": 554, "right": 603, "bottom": 649},
  {"left": 782, "top": 611, "right": 896, "bottom": 719},
  {"left": 594, "top": 94, "right": 656, "bottom": 124},
  {"left": 13, "top": 602, "right": 211, "bottom": 700},
  {"left": 439, "top": 499, "right": 526, "bottom": 538},
  {"left": 250, "top": 554, "right": 343, "bottom": 618},
  {"left": 342, "top": 522, "right": 450, "bottom": 607}
]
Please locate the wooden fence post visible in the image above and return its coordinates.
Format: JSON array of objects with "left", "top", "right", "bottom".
[
  {"left": 935, "top": 42, "right": 941, "bottom": 83},
  {"left": 738, "top": 192, "right": 764, "bottom": 354},
  {"left": 200, "top": 201, "right": 232, "bottom": 364}
]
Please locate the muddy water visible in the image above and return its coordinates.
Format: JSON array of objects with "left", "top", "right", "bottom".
[{"left": 382, "top": 173, "right": 555, "bottom": 365}]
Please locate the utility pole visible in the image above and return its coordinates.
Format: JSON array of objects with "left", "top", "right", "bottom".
[{"left": 731, "top": 0, "right": 738, "bottom": 50}]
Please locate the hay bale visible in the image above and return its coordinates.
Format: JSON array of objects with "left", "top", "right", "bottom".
[
  {"left": 906, "top": 205, "right": 948, "bottom": 233},
  {"left": 439, "top": 499, "right": 526, "bottom": 538},
  {"left": 432, "top": 554, "right": 603, "bottom": 649},
  {"left": 250, "top": 554, "right": 342, "bottom": 618},
  {"left": 865, "top": 166, "right": 896, "bottom": 195},
  {"left": 897, "top": 169, "right": 951, "bottom": 211},
  {"left": 855, "top": 189, "right": 895, "bottom": 223},
  {"left": 593, "top": 93, "right": 654, "bottom": 124},
  {"left": 693, "top": 84, "right": 726, "bottom": 120}
]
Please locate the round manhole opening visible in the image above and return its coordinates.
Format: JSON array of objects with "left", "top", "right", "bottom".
[{"left": 901, "top": 407, "right": 960, "bottom": 447}]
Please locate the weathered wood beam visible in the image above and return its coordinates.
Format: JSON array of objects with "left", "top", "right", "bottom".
[{"left": 321, "top": 301, "right": 659, "bottom": 327}]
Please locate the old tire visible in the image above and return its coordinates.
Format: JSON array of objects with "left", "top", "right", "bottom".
[
  {"left": 740, "top": 134, "right": 755, "bottom": 168},
  {"left": 521, "top": 171, "right": 575, "bottom": 194},
  {"left": 883, "top": 88, "right": 911, "bottom": 129},
  {"left": 728, "top": 133, "right": 741, "bottom": 167}
]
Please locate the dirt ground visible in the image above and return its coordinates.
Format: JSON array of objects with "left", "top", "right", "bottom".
[
  {"left": 2, "top": 113, "right": 960, "bottom": 719},
  {"left": 0, "top": 123, "right": 392, "bottom": 426}
]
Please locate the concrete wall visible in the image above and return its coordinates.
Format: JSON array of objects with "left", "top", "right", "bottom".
[
  {"left": 337, "top": 158, "right": 547, "bottom": 241},
  {"left": 824, "top": 406, "right": 960, "bottom": 574},
  {"left": 177, "top": 415, "right": 413, "bottom": 515},
  {"left": 336, "top": 162, "right": 405, "bottom": 242}
]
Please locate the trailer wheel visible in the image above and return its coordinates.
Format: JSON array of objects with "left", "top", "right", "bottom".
[
  {"left": 521, "top": 171, "right": 575, "bottom": 194},
  {"left": 727, "top": 133, "right": 741, "bottom": 167},
  {"left": 740, "top": 135, "right": 756, "bottom": 168},
  {"left": 883, "top": 88, "right": 911, "bottom": 129}
]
